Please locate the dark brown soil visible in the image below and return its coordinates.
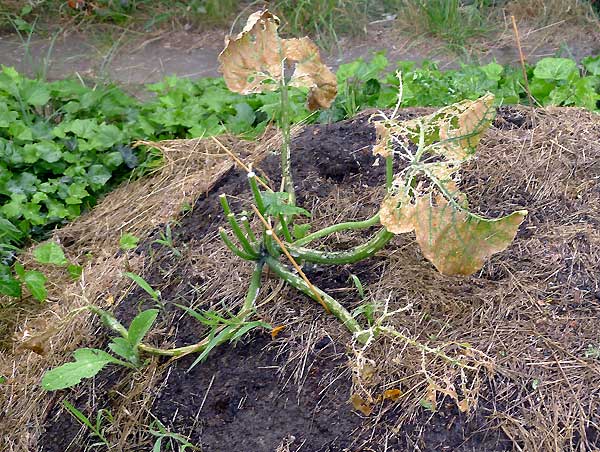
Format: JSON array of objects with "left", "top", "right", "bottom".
[{"left": 39, "top": 107, "right": 572, "bottom": 452}]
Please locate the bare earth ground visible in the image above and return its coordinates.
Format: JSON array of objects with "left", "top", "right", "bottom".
[
  {"left": 1, "top": 17, "right": 599, "bottom": 91},
  {"left": 2, "top": 105, "right": 599, "bottom": 451}
]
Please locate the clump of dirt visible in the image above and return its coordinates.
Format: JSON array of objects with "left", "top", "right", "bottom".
[{"left": 36, "top": 106, "right": 600, "bottom": 452}]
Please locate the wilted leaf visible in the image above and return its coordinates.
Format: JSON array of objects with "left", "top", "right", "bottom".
[
  {"left": 351, "top": 393, "right": 373, "bottom": 416},
  {"left": 218, "top": 10, "right": 337, "bottom": 110},
  {"left": 379, "top": 191, "right": 416, "bottom": 234},
  {"left": 413, "top": 194, "right": 527, "bottom": 276},
  {"left": 283, "top": 37, "right": 337, "bottom": 110}
]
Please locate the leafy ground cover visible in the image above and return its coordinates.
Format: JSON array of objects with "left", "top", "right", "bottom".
[{"left": 1, "top": 52, "right": 600, "bottom": 302}]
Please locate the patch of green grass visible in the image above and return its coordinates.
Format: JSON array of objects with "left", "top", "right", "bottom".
[{"left": 396, "top": 0, "right": 492, "bottom": 50}]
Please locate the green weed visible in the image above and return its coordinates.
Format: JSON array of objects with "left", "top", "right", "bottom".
[{"left": 62, "top": 400, "right": 113, "bottom": 448}]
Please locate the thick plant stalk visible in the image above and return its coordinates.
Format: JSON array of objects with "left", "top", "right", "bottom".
[
  {"left": 279, "top": 78, "right": 295, "bottom": 205},
  {"left": 138, "top": 261, "right": 265, "bottom": 358},
  {"left": 293, "top": 214, "right": 381, "bottom": 247},
  {"left": 386, "top": 154, "right": 394, "bottom": 189},
  {"left": 252, "top": 205, "right": 329, "bottom": 312},
  {"left": 264, "top": 256, "right": 365, "bottom": 342},
  {"left": 289, "top": 228, "right": 394, "bottom": 265}
]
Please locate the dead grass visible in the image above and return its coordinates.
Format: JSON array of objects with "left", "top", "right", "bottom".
[
  {"left": 504, "top": 0, "right": 599, "bottom": 27},
  {"left": 4, "top": 106, "right": 600, "bottom": 451},
  {"left": 0, "top": 131, "right": 276, "bottom": 452}
]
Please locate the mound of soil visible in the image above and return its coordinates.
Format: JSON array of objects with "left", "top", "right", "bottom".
[{"left": 39, "top": 106, "right": 600, "bottom": 452}]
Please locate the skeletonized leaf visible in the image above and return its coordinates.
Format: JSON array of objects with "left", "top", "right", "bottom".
[
  {"left": 401, "top": 93, "right": 496, "bottom": 161},
  {"left": 372, "top": 122, "right": 392, "bottom": 158},
  {"left": 379, "top": 191, "right": 416, "bottom": 234},
  {"left": 218, "top": 10, "right": 337, "bottom": 110},
  {"left": 413, "top": 195, "right": 527, "bottom": 276}
]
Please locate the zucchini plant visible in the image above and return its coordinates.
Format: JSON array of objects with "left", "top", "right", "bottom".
[{"left": 42, "top": 10, "right": 527, "bottom": 390}]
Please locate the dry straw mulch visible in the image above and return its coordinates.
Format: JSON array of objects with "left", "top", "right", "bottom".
[
  {"left": 0, "top": 132, "right": 276, "bottom": 452},
  {"left": 2, "top": 106, "right": 600, "bottom": 451}
]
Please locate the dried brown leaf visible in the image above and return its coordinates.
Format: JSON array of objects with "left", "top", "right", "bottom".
[
  {"left": 351, "top": 393, "right": 373, "bottom": 416},
  {"left": 283, "top": 38, "right": 337, "bottom": 110},
  {"left": 218, "top": 11, "right": 282, "bottom": 95},
  {"left": 380, "top": 191, "right": 416, "bottom": 234},
  {"left": 414, "top": 194, "right": 527, "bottom": 276},
  {"left": 218, "top": 10, "right": 337, "bottom": 110}
]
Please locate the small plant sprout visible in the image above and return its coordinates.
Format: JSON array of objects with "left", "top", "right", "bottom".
[
  {"left": 62, "top": 401, "right": 113, "bottom": 448},
  {"left": 154, "top": 223, "right": 181, "bottom": 257}
]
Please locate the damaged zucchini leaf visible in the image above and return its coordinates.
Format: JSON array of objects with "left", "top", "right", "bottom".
[
  {"left": 374, "top": 94, "right": 527, "bottom": 276},
  {"left": 218, "top": 10, "right": 337, "bottom": 111}
]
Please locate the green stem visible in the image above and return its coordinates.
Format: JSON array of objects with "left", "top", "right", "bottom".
[
  {"left": 278, "top": 214, "right": 293, "bottom": 242},
  {"left": 248, "top": 172, "right": 266, "bottom": 214},
  {"left": 293, "top": 214, "right": 381, "bottom": 247},
  {"left": 219, "top": 228, "right": 256, "bottom": 261},
  {"left": 240, "top": 216, "right": 257, "bottom": 243},
  {"left": 226, "top": 214, "right": 258, "bottom": 257},
  {"left": 139, "top": 261, "right": 265, "bottom": 357},
  {"left": 264, "top": 256, "right": 365, "bottom": 342},
  {"left": 288, "top": 228, "right": 394, "bottom": 265},
  {"left": 264, "top": 230, "right": 280, "bottom": 257},
  {"left": 386, "top": 154, "right": 394, "bottom": 189},
  {"left": 279, "top": 78, "right": 295, "bottom": 205}
]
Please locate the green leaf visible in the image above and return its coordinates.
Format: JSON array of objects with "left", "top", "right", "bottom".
[
  {"left": 127, "top": 309, "right": 159, "bottom": 347},
  {"left": 22, "top": 270, "right": 47, "bottom": 301},
  {"left": 480, "top": 62, "right": 503, "bottom": 81},
  {"left": 102, "top": 151, "right": 124, "bottom": 169},
  {"left": 108, "top": 337, "right": 138, "bottom": 363},
  {"left": 0, "top": 264, "right": 21, "bottom": 298},
  {"left": 67, "top": 264, "right": 83, "bottom": 280},
  {"left": 262, "top": 192, "right": 310, "bottom": 217},
  {"left": 119, "top": 233, "right": 139, "bottom": 250},
  {"left": 292, "top": 223, "right": 311, "bottom": 240},
  {"left": 582, "top": 56, "right": 600, "bottom": 76},
  {"left": 42, "top": 348, "right": 126, "bottom": 390},
  {"left": 21, "top": 80, "right": 50, "bottom": 106},
  {"left": 87, "top": 165, "right": 112, "bottom": 189},
  {"left": 62, "top": 401, "right": 93, "bottom": 429},
  {"left": 124, "top": 272, "right": 159, "bottom": 301},
  {"left": 349, "top": 274, "right": 365, "bottom": 299},
  {"left": 33, "top": 242, "right": 68, "bottom": 266},
  {"left": 533, "top": 58, "right": 578, "bottom": 81},
  {"left": 229, "top": 321, "right": 270, "bottom": 342}
]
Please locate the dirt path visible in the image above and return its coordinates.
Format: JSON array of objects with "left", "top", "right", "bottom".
[{"left": 2, "top": 20, "right": 598, "bottom": 92}]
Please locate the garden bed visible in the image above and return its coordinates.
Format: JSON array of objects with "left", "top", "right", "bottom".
[{"left": 4, "top": 105, "right": 600, "bottom": 452}]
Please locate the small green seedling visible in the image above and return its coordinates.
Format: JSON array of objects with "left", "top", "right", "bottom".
[
  {"left": 154, "top": 223, "right": 181, "bottom": 257},
  {"left": 125, "top": 272, "right": 160, "bottom": 302},
  {"left": 62, "top": 400, "right": 113, "bottom": 448},
  {"left": 149, "top": 417, "right": 200, "bottom": 451},
  {"left": 176, "top": 304, "right": 270, "bottom": 370},
  {"left": 119, "top": 233, "right": 140, "bottom": 251},
  {"left": 0, "top": 241, "right": 81, "bottom": 302},
  {"left": 42, "top": 309, "right": 158, "bottom": 390}
]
